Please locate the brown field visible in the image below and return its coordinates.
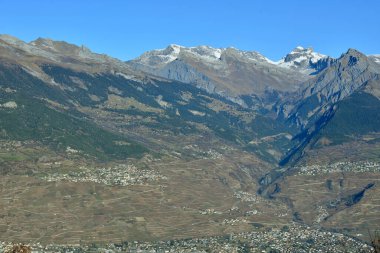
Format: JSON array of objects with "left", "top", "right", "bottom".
[{"left": 0, "top": 147, "right": 291, "bottom": 244}]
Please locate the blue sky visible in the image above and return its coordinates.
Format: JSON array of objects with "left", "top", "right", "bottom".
[{"left": 0, "top": 0, "right": 379, "bottom": 61}]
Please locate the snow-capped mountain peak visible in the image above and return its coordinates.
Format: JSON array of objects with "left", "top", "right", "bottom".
[
  {"left": 133, "top": 44, "right": 287, "bottom": 69},
  {"left": 135, "top": 44, "right": 226, "bottom": 66},
  {"left": 189, "top": 45, "right": 222, "bottom": 60},
  {"left": 275, "top": 46, "right": 327, "bottom": 72},
  {"left": 369, "top": 54, "right": 380, "bottom": 65},
  {"left": 162, "top": 44, "right": 182, "bottom": 55}
]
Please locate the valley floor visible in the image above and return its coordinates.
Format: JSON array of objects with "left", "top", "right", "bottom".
[{"left": 0, "top": 140, "right": 379, "bottom": 252}]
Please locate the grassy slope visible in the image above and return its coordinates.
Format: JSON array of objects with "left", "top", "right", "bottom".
[
  {"left": 0, "top": 63, "right": 299, "bottom": 163},
  {"left": 0, "top": 95, "right": 147, "bottom": 160},
  {"left": 0, "top": 64, "right": 147, "bottom": 160},
  {"left": 318, "top": 91, "right": 380, "bottom": 144}
]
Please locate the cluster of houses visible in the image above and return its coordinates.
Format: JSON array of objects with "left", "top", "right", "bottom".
[
  {"left": 296, "top": 161, "right": 380, "bottom": 176},
  {"left": 1, "top": 223, "right": 373, "bottom": 252},
  {"left": 43, "top": 164, "right": 167, "bottom": 186}
]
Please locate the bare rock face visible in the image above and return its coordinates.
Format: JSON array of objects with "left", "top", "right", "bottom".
[
  {"left": 280, "top": 48, "right": 380, "bottom": 126},
  {"left": 276, "top": 48, "right": 380, "bottom": 166}
]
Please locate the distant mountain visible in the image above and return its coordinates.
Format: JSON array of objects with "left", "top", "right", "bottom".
[
  {"left": 276, "top": 46, "right": 333, "bottom": 74},
  {"left": 127, "top": 45, "right": 329, "bottom": 106},
  {"left": 127, "top": 45, "right": 337, "bottom": 106}
]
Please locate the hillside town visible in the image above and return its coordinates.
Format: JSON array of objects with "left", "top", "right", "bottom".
[
  {"left": 42, "top": 164, "right": 167, "bottom": 186},
  {"left": 296, "top": 161, "right": 380, "bottom": 176}
]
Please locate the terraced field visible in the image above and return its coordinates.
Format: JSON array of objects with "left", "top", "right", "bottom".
[
  {"left": 277, "top": 168, "right": 380, "bottom": 241},
  {"left": 0, "top": 144, "right": 292, "bottom": 244}
]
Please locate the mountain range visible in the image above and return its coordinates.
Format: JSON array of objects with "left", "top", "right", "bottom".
[{"left": 0, "top": 34, "right": 379, "bottom": 246}]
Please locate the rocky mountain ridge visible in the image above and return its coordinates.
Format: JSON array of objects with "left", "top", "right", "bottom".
[
  {"left": 127, "top": 45, "right": 317, "bottom": 103},
  {"left": 0, "top": 34, "right": 147, "bottom": 87},
  {"left": 127, "top": 44, "right": 335, "bottom": 102}
]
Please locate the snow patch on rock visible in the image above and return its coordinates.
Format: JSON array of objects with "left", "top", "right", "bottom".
[
  {"left": 0, "top": 101, "right": 18, "bottom": 109},
  {"left": 189, "top": 110, "right": 205, "bottom": 116}
]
